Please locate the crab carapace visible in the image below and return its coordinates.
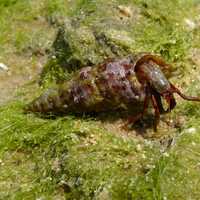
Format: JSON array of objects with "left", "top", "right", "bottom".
[{"left": 25, "top": 53, "right": 200, "bottom": 131}]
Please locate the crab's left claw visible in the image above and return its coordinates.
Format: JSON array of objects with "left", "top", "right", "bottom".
[{"left": 162, "top": 92, "right": 176, "bottom": 112}]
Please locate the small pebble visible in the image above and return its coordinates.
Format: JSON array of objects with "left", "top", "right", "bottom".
[
  {"left": 52, "top": 158, "right": 61, "bottom": 173},
  {"left": 136, "top": 144, "right": 142, "bottom": 152},
  {"left": 163, "top": 152, "right": 169, "bottom": 157},
  {"left": 117, "top": 5, "right": 132, "bottom": 17},
  {"left": 141, "top": 154, "right": 146, "bottom": 159},
  {"left": 184, "top": 18, "right": 196, "bottom": 30},
  {"left": 186, "top": 127, "right": 196, "bottom": 134},
  {"left": 0, "top": 63, "right": 8, "bottom": 71},
  {"left": 191, "top": 141, "right": 196, "bottom": 146},
  {"left": 36, "top": 198, "right": 44, "bottom": 200}
]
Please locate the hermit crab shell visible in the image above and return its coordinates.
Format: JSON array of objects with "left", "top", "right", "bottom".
[{"left": 25, "top": 53, "right": 172, "bottom": 114}]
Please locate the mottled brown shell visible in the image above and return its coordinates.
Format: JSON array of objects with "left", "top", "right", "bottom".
[{"left": 25, "top": 53, "right": 172, "bottom": 114}]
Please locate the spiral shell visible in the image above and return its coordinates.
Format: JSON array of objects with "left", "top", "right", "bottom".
[{"left": 25, "top": 54, "right": 171, "bottom": 114}]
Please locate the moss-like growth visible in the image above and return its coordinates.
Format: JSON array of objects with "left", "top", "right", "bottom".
[
  {"left": 40, "top": 0, "right": 196, "bottom": 84},
  {"left": 40, "top": 1, "right": 139, "bottom": 83},
  {"left": 1, "top": 0, "right": 200, "bottom": 199}
]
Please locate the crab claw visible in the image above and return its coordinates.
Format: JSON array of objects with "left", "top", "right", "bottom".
[{"left": 162, "top": 91, "right": 176, "bottom": 112}]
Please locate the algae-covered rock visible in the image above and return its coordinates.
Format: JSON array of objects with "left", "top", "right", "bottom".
[
  {"left": 40, "top": 0, "right": 192, "bottom": 86},
  {"left": 40, "top": 1, "right": 139, "bottom": 84}
]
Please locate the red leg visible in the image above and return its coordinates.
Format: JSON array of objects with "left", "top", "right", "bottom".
[
  {"left": 151, "top": 94, "right": 160, "bottom": 131},
  {"left": 124, "top": 87, "right": 151, "bottom": 128},
  {"left": 151, "top": 90, "right": 166, "bottom": 113}
]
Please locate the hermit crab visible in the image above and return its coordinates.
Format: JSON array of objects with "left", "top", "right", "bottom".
[{"left": 25, "top": 53, "right": 200, "bottom": 131}]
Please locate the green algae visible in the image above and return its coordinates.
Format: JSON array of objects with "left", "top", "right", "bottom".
[
  {"left": 1, "top": 0, "right": 200, "bottom": 199},
  {"left": 40, "top": 0, "right": 197, "bottom": 84}
]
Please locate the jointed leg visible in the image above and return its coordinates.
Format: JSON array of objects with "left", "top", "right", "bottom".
[
  {"left": 124, "top": 87, "right": 151, "bottom": 128},
  {"left": 170, "top": 83, "right": 200, "bottom": 102},
  {"left": 151, "top": 94, "right": 160, "bottom": 132},
  {"left": 152, "top": 90, "right": 165, "bottom": 113}
]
